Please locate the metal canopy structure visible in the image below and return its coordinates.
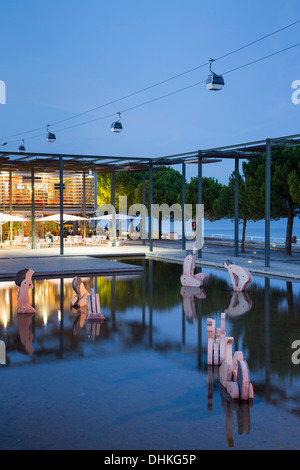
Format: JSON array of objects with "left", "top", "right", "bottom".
[{"left": 0, "top": 131, "right": 300, "bottom": 266}]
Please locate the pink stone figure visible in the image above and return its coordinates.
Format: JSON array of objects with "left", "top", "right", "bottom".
[
  {"left": 224, "top": 260, "right": 252, "bottom": 292},
  {"left": 71, "top": 277, "right": 90, "bottom": 308},
  {"left": 15, "top": 268, "right": 36, "bottom": 315},
  {"left": 180, "top": 247, "right": 206, "bottom": 288},
  {"left": 87, "top": 290, "right": 105, "bottom": 321},
  {"left": 206, "top": 313, "right": 254, "bottom": 401}
]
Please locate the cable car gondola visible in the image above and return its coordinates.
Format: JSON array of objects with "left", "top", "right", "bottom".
[
  {"left": 206, "top": 59, "right": 225, "bottom": 91},
  {"left": 46, "top": 125, "right": 56, "bottom": 142},
  {"left": 111, "top": 112, "right": 123, "bottom": 133},
  {"left": 18, "top": 139, "right": 25, "bottom": 152}
]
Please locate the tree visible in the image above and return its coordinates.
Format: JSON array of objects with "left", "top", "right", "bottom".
[
  {"left": 242, "top": 147, "right": 300, "bottom": 255},
  {"left": 97, "top": 172, "right": 142, "bottom": 210},
  {"left": 185, "top": 176, "right": 223, "bottom": 221},
  {"left": 213, "top": 172, "right": 260, "bottom": 252},
  {"left": 134, "top": 166, "right": 182, "bottom": 238}
]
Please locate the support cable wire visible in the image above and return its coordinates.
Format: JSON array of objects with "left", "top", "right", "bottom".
[
  {"left": 1, "top": 19, "right": 299, "bottom": 142},
  {"left": 12, "top": 40, "right": 298, "bottom": 144}
]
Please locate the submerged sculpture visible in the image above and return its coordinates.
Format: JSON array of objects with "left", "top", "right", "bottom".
[
  {"left": 15, "top": 268, "right": 36, "bottom": 314},
  {"left": 224, "top": 260, "right": 252, "bottom": 292},
  {"left": 71, "top": 277, "right": 90, "bottom": 308},
  {"left": 207, "top": 313, "right": 254, "bottom": 401},
  {"left": 86, "top": 288, "right": 105, "bottom": 321},
  {"left": 180, "top": 247, "right": 206, "bottom": 287},
  {"left": 86, "top": 289, "right": 105, "bottom": 340}
]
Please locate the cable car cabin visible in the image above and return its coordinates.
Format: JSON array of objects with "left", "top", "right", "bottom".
[
  {"left": 46, "top": 132, "right": 56, "bottom": 142},
  {"left": 111, "top": 121, "right": 123, "bottom": 133},
  {"left": 206, "top": 74, "right": 225, "bottom": 91},
  {"left": 18, "top": 145, "right": 25, "bottom": 152}
]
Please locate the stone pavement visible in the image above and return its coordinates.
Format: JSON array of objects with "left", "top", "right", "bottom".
[{"left": 0, "top": 239, "right": 299, "bottom": 281}]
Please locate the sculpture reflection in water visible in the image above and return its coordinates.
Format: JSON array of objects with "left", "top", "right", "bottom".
[
  {"left": 225, "top": 291, "right": 253, "bottom": 318},
  {"left": 15, "top": 269, "right": 36, "bottom": 356},
  {"left": 71, "top": 279, "right": 105, "bottom": 342},
  {"left": 180, "top": 286, "right": 206, "bottom": 323},
  {"left": 17, "top": 312, "right": 35, "bottom": 355},
  {"left": 207, "top": 366, "right": 253, "bottom": 448},
  {"left": 207, "top": 313, "right": 254, "bottom": 447}
]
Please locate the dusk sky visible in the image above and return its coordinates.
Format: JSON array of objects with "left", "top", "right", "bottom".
[{"left": 0, "top": 0, "right": 299, "bottom": 183}]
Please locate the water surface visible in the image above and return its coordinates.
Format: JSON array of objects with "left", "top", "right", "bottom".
[{"left": 1, "top": 258, "right": 300, "bottom": 450}]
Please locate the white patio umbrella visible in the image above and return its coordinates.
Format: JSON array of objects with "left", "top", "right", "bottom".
[
  {"left": 0, "top": 212, "right": 29, "bottom": 247},
  {"left": 35, "top": 213, "right": 87, "bottom": 222}
]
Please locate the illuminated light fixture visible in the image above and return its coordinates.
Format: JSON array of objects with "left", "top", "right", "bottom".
[
  {"left": 248, "top": 260, "right": 253, "bottom": 263},
  {"left": 88, "top": 169, "right": 94, "bottom": 178},
  {"left": 46, "top": 124, "right": 56, "bottom": 142},
  {"left": 18, "top": 139, "right": 25, "bottom": 152},
  {"left": 111, "top": 112, "right": 123, "bottom": 133}
]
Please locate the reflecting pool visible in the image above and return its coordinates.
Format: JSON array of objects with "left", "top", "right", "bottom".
[{"left": 1, "top": 257, "right": 300, "bottom": 450}]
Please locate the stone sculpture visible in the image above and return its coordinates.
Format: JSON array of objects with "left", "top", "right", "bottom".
[
  {"left": 180, "top": 247, "right": 206, "bottom": 287},
  {"left": 207, "top": 313, "right": 254, "bottom": 401},
  {"left": 71, "top": 277, "right": 90, "bottom": 308},
  {"left": 86, "top": 288, "right": 105, "bottom": 321},
  {"left": 224, "top": 260, "right": 252, "bottom": 292},
  {"left": 15, "top": 268, "right": 36, "bottom": 314}
]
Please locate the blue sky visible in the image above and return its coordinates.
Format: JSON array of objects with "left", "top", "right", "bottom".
[{"left": 0, "top": 0, "right": 299, "bottom": 183}]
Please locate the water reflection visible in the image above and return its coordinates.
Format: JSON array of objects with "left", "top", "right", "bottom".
[
  {"left": 207, "top": 365, "right": 253, "bottom": 448},
  {"left": 225, "top": 291, "right": 253, "bottom": 317},
  {"left": 17, "top": 312, "right": 35, "bottom": 355},
  {"left": 180, "top": 286, "right": 206, "bottom": 323},
  {"left": 1, "top": 259, "right": 300, "bottom": 447}
]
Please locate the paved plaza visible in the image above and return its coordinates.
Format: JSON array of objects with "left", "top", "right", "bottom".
[{"left": 0, "top": 239, "right": 299, "bottom": 281}]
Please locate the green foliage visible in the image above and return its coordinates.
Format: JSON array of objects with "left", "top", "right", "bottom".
[
  {"left": 242, "top": 147, "right": 300, "bottom": 220},
  {"left": 242, "top": 146, "right": 300, "bottom": 254},
  {"left": 186, "top": 176, "right": 223, "bottom": 221},
  {"left": 97, "top": 172, "right": 143, "bottom": 210},
  {"left": 134, "top": 166, "right": 182, "bottom": 209}
]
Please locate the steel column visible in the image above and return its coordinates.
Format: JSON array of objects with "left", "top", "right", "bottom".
[
  {"left": 182, "top": 161, "right": 186, "bottom": 251},
  {"left": 59, "top": 155, "right": 64, "bottom": 255},
  {"left": 31, "top": 167, "right": 35, "bottom": 250},
  {"left": 111, "top": 171, "right": 116, "bottom": 247},
  {"left": 149, "top": 161, "right": 153, "bottom": 252},
  {"left": 142, "top": 172, "right": 146, "bottom": 246},
  {"left": 197, "top": 153, "right": 203, "bottom": 258},
  {"left": 265, "top": 139, "right": 271, "bottom": 267},
  {"left": 234, "top": 157, "right": 239, "bottom": 257}
]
